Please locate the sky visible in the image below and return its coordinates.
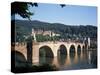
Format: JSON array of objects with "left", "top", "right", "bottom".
[{"left": 15, "top": 3, "right": 97, "bottom": 26}]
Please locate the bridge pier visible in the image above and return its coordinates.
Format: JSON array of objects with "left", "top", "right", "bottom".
[
  {"left": 52, "top": 44, "right": 58, "bottom": 57},
  {"left": 66, "top": 45, "right": 70, "bottom": 55},
  {"left": 32, "top": 44, "right": 39, "bottom": 65},
  {"left": 80, "top": 45, "right": 84, "bottom": 52},
  {"left": 75, "top": 46, "right": 78, "bottom": 54}
]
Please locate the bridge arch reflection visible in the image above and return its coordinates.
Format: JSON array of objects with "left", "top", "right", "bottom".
[{"left": 58, "top": 44, "right": 67, "bottom": 56}]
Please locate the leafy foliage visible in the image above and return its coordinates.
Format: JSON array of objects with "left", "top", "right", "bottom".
[
  {"left": 60, "top": 4, "right": 66, "bottom": 8},
  {"left": 11, "top": 2, "right": 38, "bottom": 19}
]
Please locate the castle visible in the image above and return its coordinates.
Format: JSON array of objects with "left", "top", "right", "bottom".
[{"left": 31, "top": 28, "right": 60, "bottom": 37}]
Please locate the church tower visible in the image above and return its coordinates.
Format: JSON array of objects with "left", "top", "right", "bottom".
[
  {"left": 88, "top": 37, "right": 90, "bottom": 48},
  {"left": 31, "top": 28, "right": 36, "bottom": 42}
]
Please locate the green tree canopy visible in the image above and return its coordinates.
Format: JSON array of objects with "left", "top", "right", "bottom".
[{"left": 11, "top": 2, "right": 38, "bottom": 19}]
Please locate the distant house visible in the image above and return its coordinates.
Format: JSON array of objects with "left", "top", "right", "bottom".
[
  {"left": 43, "top": 30, "right": 52, "bottom": 36},
  {"left": 35, "top": 29, "right": 44, "bottom": 34},
  {"left": 52, "top": 32, "right": 60, "bottom": 37},
  {"left": 43, "top": 30, "right": 60, "bottom": 37}
]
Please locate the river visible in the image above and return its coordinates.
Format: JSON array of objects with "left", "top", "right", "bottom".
[{"left": 39, "top": 50, "right": 97, "bottom": 70}]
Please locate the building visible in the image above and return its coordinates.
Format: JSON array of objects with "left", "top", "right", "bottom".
[{"left": 31, "top": 28, "right": 60, "bottom": 37}]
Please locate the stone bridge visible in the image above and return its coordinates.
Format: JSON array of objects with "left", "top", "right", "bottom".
[{"left": 12, "top": 41, "right": 86, "bottom": 64}]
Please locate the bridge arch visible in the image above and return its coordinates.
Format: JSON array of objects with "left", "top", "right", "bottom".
[
  {"left": 77, "top": 45, "right": 81, "bottom": 52},
  {"left": 82, "top": 45, "right": 85, "bottom": 52},
  {"left": 14, "top": 44, "right": 27, "bottom": 60},
  {"left": 57, "top": 44, "right": 67, "bottom": 65},
  {"left": 69, "top": 44, "right": 76, "bottom": 61},
  {"left": 77, "top": 45, "right": 81, "bottom": 56},
  {"left": 57, "top": 44, "right": 67, "bottom": 56},
  {"left": 39, "top": 45, "right": 54, "bottom": 57},
  {"left": 39, "top": 45, "right": 54, "bottom": 64},
  {"left": 69, "top": 44, "right": 76, "bottom": 53},
  {"left": 11, "top": 51, "right": 27, "bottom": 67}
]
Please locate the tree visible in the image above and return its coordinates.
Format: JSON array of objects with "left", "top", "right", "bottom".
[
  {"left": 60, "top": 4, "right": 66, "bottom": 8},
  {"left": 11, "top": 2, "right": 38, "bottom": 19}
]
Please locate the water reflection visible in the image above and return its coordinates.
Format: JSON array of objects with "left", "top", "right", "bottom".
[
  {"left": 87, "top": 50, "right": 97, "bottom": 68},
  {"left": 80, "top": 51, "right": 83, "bottom": 59},
  {"left": 58, "top": 55, "right": 66, "bottom": 66},
  {"left": 73, "top": 53, "right": 78, "bottom": 64},
  {"left": 88, "top": 51, "right": 92, "bottom": 64},
  {"left": 65, "top": 54, "right": 71, "bottom": 65},
  {"left": 39, "top": 57, "right": 53, "bottom": 65},
  {"left": 39, "top": 50, "right": 97, "bottom": 70}
]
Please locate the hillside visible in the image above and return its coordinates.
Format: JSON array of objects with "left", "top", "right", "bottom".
[{"left": 11, "top": 20, "right": 97, "bottom": 42}]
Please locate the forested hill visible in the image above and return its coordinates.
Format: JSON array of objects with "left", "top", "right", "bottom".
[{"left": 13, "top": 20, "right": 97, "bottom": 38}]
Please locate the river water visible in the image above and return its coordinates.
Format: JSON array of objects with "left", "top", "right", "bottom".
[{"left": 39, "top": 50, "right": 97, "bottom": 70}]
